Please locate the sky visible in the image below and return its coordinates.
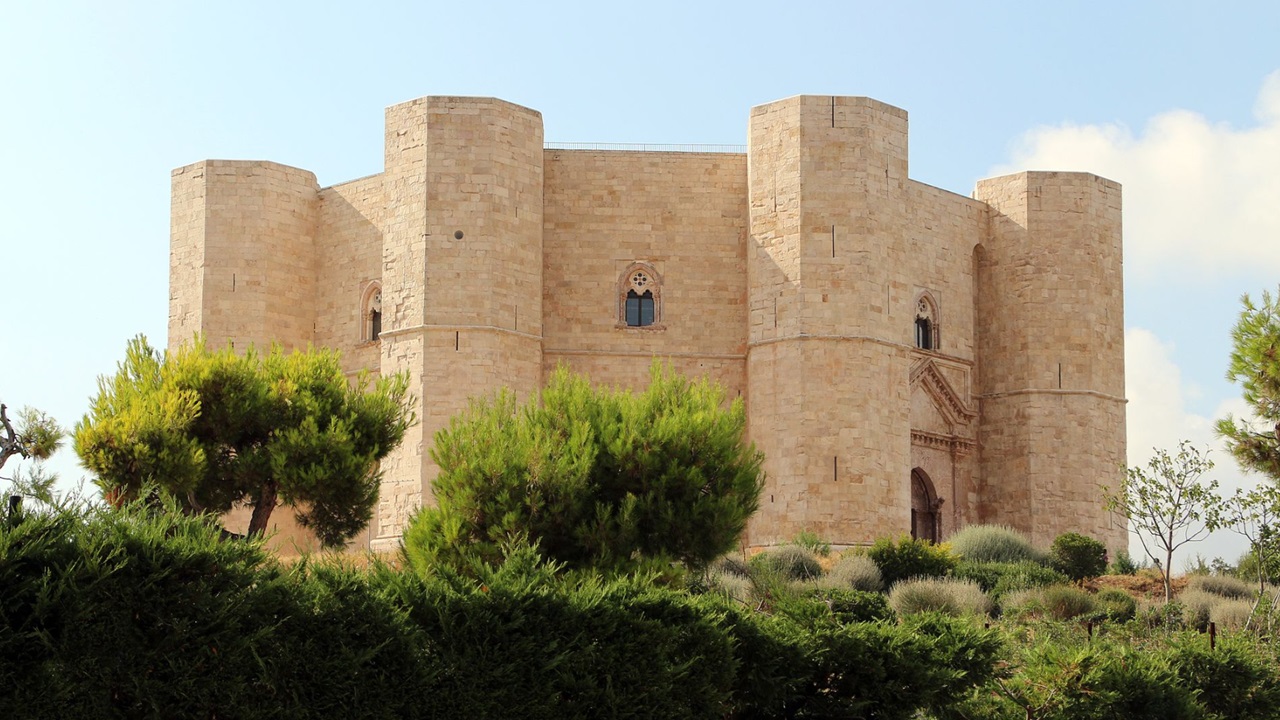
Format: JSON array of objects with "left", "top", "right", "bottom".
[{"left": 2, "top": 1, "right": 1279, "bottom": 566}]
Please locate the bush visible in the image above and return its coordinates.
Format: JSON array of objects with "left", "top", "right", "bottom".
[
  {"left": 1187, "top": 573, "right": 1253, "bottom": 600},
  {"left": 738, "top": 612, "right": 1003, "bottom": 719},
  {"left": 404, "top": 363, "right": 764, "bottom": 575},
  {"left": 785, "top": 588, "right": 893, "bottom": 625},
  {"left": 1138, "top": 599, "right": 1187, "bottom": 630},
  {"left": 948, "top": 524, "right": 1042, "bottom": 564},
  {"left": 709, "top": 554, "right": 752, "bottom": 579},
  {"left": 1040, "top": 584, "right": 1097, "bottom": 621},
  {"left": 752, "top": 545, "right": 823, "bottom": 582},
  {"left": 1048, "top": 532, "right": 1108, "bottom": 581},
  {"left": 791, "top": 529, "right": 831, "bottom": 557},
  {"left": 814, "top": 552, "right": 883, "bottom": 592},
  {"left": 1109, "top": 548, "right": 1140, "bottom": 575},
  {"left": 952, "top": 560, "right": 1067, "bottom": 598},
  {"left": 1210, "top": 598, "right": 1256, "bottom": 631},
  {"left": 865, "top": 535, "right": 957, "bottom": 587},
  {"left": 1095, "top": 588, "right": 1138, "bottom": 622},
  {"left": 888, "top": 577, "right": 991, "bottom": 617},
  {"left": 991, "top": 642, "right": 1202, "bottom": 720},
  {"left": 1177, "top": 589, "right": 1220, "bottom": 632},
  {"left": 1169, "top": 635, "right": 1280, "bottom": 719}
]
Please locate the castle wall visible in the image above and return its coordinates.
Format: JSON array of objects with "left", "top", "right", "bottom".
[
  {"left": 373, "top": 97, "right": 545, "bottom": 551},
  {"left": 541, "top": 150, "right": 748, "bottom": 395},
  {"left": 974, "top": 172, "right": 1127, "bottom": 551},
  {"left": 315, "top": 174, "right": 385, "bottom": 378},
  {"left": 746, "top": 96, "right": 917, "bottom": 547},
  {"left": 168, "top": 160, "right": 319, "bottom": 353},
  {"left": 170, "top": 93, "right": 1128, "bottom": 556}
]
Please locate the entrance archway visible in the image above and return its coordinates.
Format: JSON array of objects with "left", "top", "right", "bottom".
[{"left": 911, "top": 468, "right": 941, "bottom": 543}]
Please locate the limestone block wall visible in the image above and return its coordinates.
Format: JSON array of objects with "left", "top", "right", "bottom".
[
  {"left": 974, "top": 171, "right": 1127, "bottom": 551},
  {"left": 315, "top": 174, "right": 385, "bottom": 378},
  {"left": 746, "top": 96, "right": 918, "bottom": 547},
  {"left": 168, "top": 160, "right": 319, "bottom": 353},
  {"left": 169, "top": 93, "right": 1129, "bottom": 556},
  {"left": 542, "top": 150, "right": 748, "bottom": 396},
  {"left": 373, "top": 97, "right": 545, "bottom": 550}
]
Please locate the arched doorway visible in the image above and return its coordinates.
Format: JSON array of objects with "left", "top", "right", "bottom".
[{"left": 911, "top": 468, "right": 941, "bottom": 543}]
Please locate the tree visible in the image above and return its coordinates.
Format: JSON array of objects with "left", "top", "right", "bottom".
[
  {"left": 1103, "top": 441, "right": 1224, "bottom": 603},
  {"left": 0, "top": 403, "right": 62, "bottom": 473},
  {"left": 1218, "top": 288, "right": 1280, "bottom": 480},
  {"left": 74, "top": 336, "right": 413, "bottom": 547},
  {"left": 1223, "top": 485, "right": 1280, "bottom": 595},
  {"left": 403, "top": 363, "right": 765, "bottom": 575}
]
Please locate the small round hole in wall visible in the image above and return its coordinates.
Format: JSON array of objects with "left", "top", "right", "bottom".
[{"left": 454, "top": 230, "right": 464, "bottom": 240}]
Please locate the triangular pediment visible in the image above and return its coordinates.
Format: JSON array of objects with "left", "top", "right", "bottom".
[{"left": 909, "top": 359, "right": 977, "bottom": 431}]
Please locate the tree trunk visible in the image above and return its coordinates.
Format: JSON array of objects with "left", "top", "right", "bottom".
[
  {"left": 1165, "top": 548, "right": 1174, "bottom": 604},
  {"left": 247, "top": 481, "right": 278, "bottom": 539}
]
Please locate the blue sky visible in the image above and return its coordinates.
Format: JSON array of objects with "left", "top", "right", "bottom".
[{"left": 3, "top": 1, "right": 1279, "bottom": 564}]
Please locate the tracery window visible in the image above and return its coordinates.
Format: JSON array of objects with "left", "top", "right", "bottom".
[
  {"left": 914, "top": 294, "right": 938, "bottom": 350},
  {"left": 619, "top": 264, "right": 662, "bottom": 329},
  {"left": 362, "top": 283, "right": 383, "bottom": 342}
]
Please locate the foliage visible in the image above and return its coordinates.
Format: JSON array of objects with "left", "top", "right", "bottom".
[
  {"left": 73, "top": 336, "right": 412, "bottom": 547},
  {"left": 865, "top": 535, "right": 957, "bottom": 587},
  {"left": 403, "top": 363, "right": 764, "bottom": 576},
  {"left": 0, "top": 403, "right": 63, "bottom": 471},
  {"left": 734, "top": 611, "right": 1003, "bottom": 720},
  {"left": 947, "top": 524, "right": 1043, "bottom": 564},
  {"left": 1048, "top": 531, "right": 1108, "bottom": 582},
  {"left": 952, "top": 560, "right": 1068, "bottom": 599},
  {"left": 1104, "top": 440, "right": 1225, "bottom": 602},
  {"left": 985, "top": 641, "right": 1202, "bottom": 720},
  {"left": 0, "top": 496, "right": 432, "bottom": 719},
  {"left": 1188, "top": 573, "right": 1254, "bottom": 600},
  {"left": 752, "top": 545, "right": 823, "bottom": 582},
  {"left": 1094, "top": 588, "right": 1138, "bottom": 622},
  {"left": 1168, "top": 635, "right": 1280, "bottom": 720},
  {"left": 1002, "top": 585, "right": 1097, "bottom": 622},
  {"left": 1224, "top": 484, "right": 1280, "bottom": 593},
  {"left": 814, "top": 552, "right": 883, "bottom": 592},
  {"left": 791, "top": 529, "right": 831, "bottom": 557},
  {"left": 888, "top": 577, "right": 991, "bottom": 617},
  {"left": 1109, "top": 547, "right": 1140, "bottom": 575},
  {"left": 1217, "top": 287, "right": 1280, "bottom": 481}
]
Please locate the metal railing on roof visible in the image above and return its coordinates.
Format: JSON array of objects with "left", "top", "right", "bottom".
[{"left": 545, "top": 142, "right": 746, "bottom": 153}]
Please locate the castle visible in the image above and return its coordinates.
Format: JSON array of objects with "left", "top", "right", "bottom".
[{"left": 169, "top": 94, "right": 1127, "bottom": 554}]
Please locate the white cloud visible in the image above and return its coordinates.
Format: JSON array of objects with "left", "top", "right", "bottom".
[
  {"left": 992, "top": 71, "right": 1280, "bottom": 279},
  {"left": 1124, "top": 327, "right": 1260, "bottom": 565}
]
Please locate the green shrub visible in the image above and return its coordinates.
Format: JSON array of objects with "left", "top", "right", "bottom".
[
  {"left": 1169, "top": 635, "right": 1280, "bottom": 720},
  {"left": 1187, "top": 573, "right": 1253, "bottom": 600},
  {"left": 709, "top": 554, "right": 751, "bottom": 578},
  {"left": 752, "top": 545, "right": 822, "bottom": 581},
  {"left": 1210, "top": 597, "right": 1256, "bottom": 631},
  {"left": 1109, "top": 547, "right": 1140, "bottom": 575},
  {"left": 1177, "top": 588, "right": 1220, "bottom": 632},
  {"left": 1138, "top": 599, "right": 1187, "bottom": 630},
  {"left": 865, "top": 535, "right": 957, "bottom": 586},
  {"left": 785, "top": 588, "right": 893, "bottom": 625},
  {"left": 814, "top": 552, "right": 883, "bottom": 592},
  {"left": 708, "top": 568, "right": 755, "bottom": 605},
  {"left": 1040, "top": 584, "right": 1097, "bottom": 621},
  {"left": 993, "top": 642, "right": 1201, "bottom": 720},
  {"left": 888, "top": 577, "right": 991, "bottom": 617},
  {"left": 1048, "top": 532, "right": 1108, "bottom": 581},
  {"left": 953, "top": 560, "right": 1067, "bottom": 598},
  {"left": 1095, "top": 588, "right": 1138, "bottom": 622},
  {"left": 948, "top": 524, "right": 1042, "bottom": 564},
  {"left": 791, "top": 529, "right": 831, "bottom": 557},
  {"left": 738, "top": 612, "right": 1003, "bottom": 719}
]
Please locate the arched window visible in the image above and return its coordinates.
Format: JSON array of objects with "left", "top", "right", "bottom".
[
  {"left": 618, "top": 263, "right": 662, "bottom": 328},
  {"left": 362, "top": 283, "right": 383, "bottom": 342},
  {"left": 914, "top": 294, "right": 938, "bottom": 350}
]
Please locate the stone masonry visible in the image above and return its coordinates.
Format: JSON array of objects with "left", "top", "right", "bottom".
[{"left": 169, "top": 94, "right": 1127, "bottom": 554}]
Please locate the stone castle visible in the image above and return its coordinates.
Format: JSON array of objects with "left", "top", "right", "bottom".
[{"left": 169, "top": 94, "right": 1126, "bottom": 554}]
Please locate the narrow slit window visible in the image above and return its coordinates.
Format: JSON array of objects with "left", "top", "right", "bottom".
[{"left": 364, "top": 285, "right": 383, "bottom": 342}]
